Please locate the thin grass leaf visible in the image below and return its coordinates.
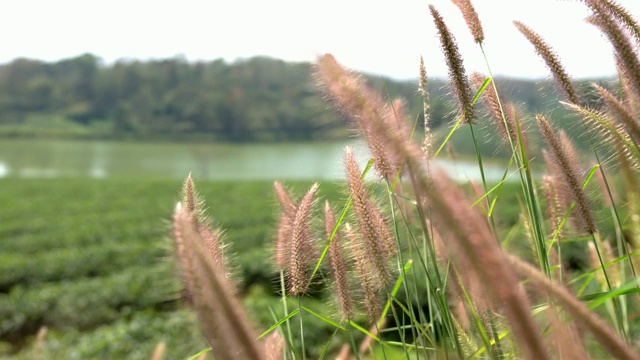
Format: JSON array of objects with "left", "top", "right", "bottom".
[
  {"left": 585, "top": 278, "right": 640, "bottom": 308},
  {"left": 346, "top": 320, "right": 381, "bottom": 343},
  {"left": 435, "top": 118, "right": 462, "bottom": 157},
  {"left": 470, "top": 164, "right": 520, "bottom": 209},
  {"left": 390, "top": 298, "right": 436, "bottom": 346},
  {"left": 472, "top": 77, "right": 492, "bottom": 104},
  {"left": 301, "top": 305, "right": 346, "bottom": 331},
  {"left": 187, "top": 348, "right": 212, "bottom": 360},
  {"left": 434, "top": 78, "right": 490, "bottom": 158},
  {"left": 469, "top": 330, "right": 510, "bottom": 359},
  {"left": 258, "top": 309, "right": 300, "bottom": 340}
]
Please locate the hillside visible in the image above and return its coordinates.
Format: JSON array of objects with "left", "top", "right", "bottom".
[{"left": 0, "top": 54, "right": 613, "bottom": 142}]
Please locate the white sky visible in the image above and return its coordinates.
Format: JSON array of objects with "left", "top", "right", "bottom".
[{"left": 3, "top": 0, "right": 639, "bottom": 80}]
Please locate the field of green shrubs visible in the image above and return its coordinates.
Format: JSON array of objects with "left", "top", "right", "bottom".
[
  {"left": 0, "top": 178, "right": 353, "bottom": 359},
  {"left": 0, "top": 174, "right": 606, "bottom": 359}
]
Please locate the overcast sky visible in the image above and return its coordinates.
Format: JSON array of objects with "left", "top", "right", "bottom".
[{"left": 3, "top": 0, "right": 639, "bottom": 80}]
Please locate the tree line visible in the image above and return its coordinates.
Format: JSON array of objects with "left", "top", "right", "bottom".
[{"left": 0, "top": 53, "right": 604, "bottom": 142}]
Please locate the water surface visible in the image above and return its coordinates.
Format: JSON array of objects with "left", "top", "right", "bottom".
[{"left": 0, "top": 139, "right": 510, "bottom": 182}]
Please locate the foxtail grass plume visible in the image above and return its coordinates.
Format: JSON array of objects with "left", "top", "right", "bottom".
[
  {"left": 33, "top": 326, "right": 48, "bottom": 360},
  {"left": 615, "top": 57, "right": 640, "bottom": 119},
  {"left": 586, "top": 6, "right": 640, "bottom": 104},
  {"left": 594, "top": 0, "right": 640, "bottom": 43},
  {"left": 344, "top": 147, "right": 394, "bottom": 284},
  {"left": 507, "top": 253, "right": 640, "bottom": 360},
  {"left": 314, "top": 54, "right": 407, "bottom": 180},
  {"left": 172, "top": 202, "right": 195, "bottom": 296},
  {"left": 471, "top": 73, "right": 518, "bottom": 146},
  {"left": 273, "top": 181, "right": 295, "bottom": 270},
  {"left": 324, "top": 201, "right": 354, "bottom": 321},
  {"left": 514, "top": 21, "right": 580, "bottom": 104},
  {"left": 317, "top": 60, "right": 544, "bottom": 358},
  {"left": 178, "top": 175, "right": 229, "bottom": 278},
  {"left": 263, "top": 332, "right": 285, "bottom": 360},
  {"left": 419, "top": 56, "right": 432, "bottom": 160},
  {"left": 287, "top": 183, "right": 319, "bottom": 296},
  {"left": 150, "top": 342, "right": 166, "bottom": 360},
  {"left": 451, "top": 0, "right": 485, "bottom": 43},
  {"left": 427, "top": 169, "right": 549, "bottom": 360},
  {"left": 537, "top": 115, "right": 597, "bottom": 234},
  {"left": 562, "top": 101, "right": 640, "bottom": 170},
  {"left": 614, "top": 141, "right": 640, "bottom": 248},
  {"left": 316, "top": 54, "right": 551, "bottom": 358},
  {"left": 172, "top": 206, "right": 265, "bottom": 360},
  {"left": 542, "top": 150, "right": 571, "bottom": 213},
  {"left": 543, "top": 175, "right": 565, "bottom": 239},
  {"left": 182, "top": 174, "right": 198, "bottom": 217},
  {"left": 316, "top": 54, "right": 424, "bottom": 181},
  {"left": 593, "top": 83, "right": 640, "bottom": 144},
  {"left": 585, "top": 0, "right": 640, "bottom": 44},
  {"left": 429, "top": 5, "right": 475, "bottom": 125},
  {"left": 547, "top": 306, "right": 589, "bottom": 360},
  {"left": 344, "top": 223, "right": 382, "bottom": 323}
]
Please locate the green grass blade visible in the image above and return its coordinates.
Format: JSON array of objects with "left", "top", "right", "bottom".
[
  {"left": 187, "top": 347, "right": 212, "bottom": 360},
  {"left": 302, "top": 305, "right": 346, "bottom": 331},
  {"left": 346, "top": 320, "right": 381, "bottom": 342},
  {"left": 258, "top": 309, "right": 300, "bottom": 340}
]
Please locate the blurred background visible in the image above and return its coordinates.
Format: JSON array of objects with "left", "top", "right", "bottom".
[{"left": 1, "top": 0, "right": 637, "bottom": 358}]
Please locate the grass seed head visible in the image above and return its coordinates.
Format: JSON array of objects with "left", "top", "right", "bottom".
[
  {"left": 287, "top": 183, "right": 319, "bottom": 296},
  {"left": 451, "top": 0, "right": 485, "bottom": 43},
  {"left": 324, "top": 201, "right": 354, "bottom": 321},
  {"left": 586, "top": 5, "right": 640, "bottom": 104},
  {"left": 430, "top": 5, "right": 476, "bottom": 125},
  {"left": 273, "top": 181, "right": 295, "bottom": 270},
  {"left": 594, "top": 83, "right": 640, "bottom": 144},
  {"left": 514, "top": 21, "right": 580, "bottom": 105},
  {"left": 537, "top": 115, "right": 597, "bottom": 234},
  {"left": 344, "top": 147, "right": 393, "bottom": 285},
  {"left": 345, "top": 223, "right": 382, "bottom": 323}
]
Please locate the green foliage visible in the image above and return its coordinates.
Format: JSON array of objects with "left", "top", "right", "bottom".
[
  {"left": 0, "top": 265, "right": 175, "bottom": 339},
  {"left": 0, "top": 54, "right": 606, "bottom": 143},
  {"left": 0, "top": 56, "right": 423, "bottom": 142},
  {"left": 0, "top": 178, "right": 348, "bottom": 357},
  {"left": 6, "top": 310, "right": 206, "bottom": 360}
]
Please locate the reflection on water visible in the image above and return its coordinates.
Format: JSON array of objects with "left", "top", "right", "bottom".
[{"left": 0, "top": 139, "right": 512, "bottom": 182}]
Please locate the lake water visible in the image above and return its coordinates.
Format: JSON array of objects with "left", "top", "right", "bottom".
[{"left": 0, "top": 139, "right": 510, "bottom": 182}]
